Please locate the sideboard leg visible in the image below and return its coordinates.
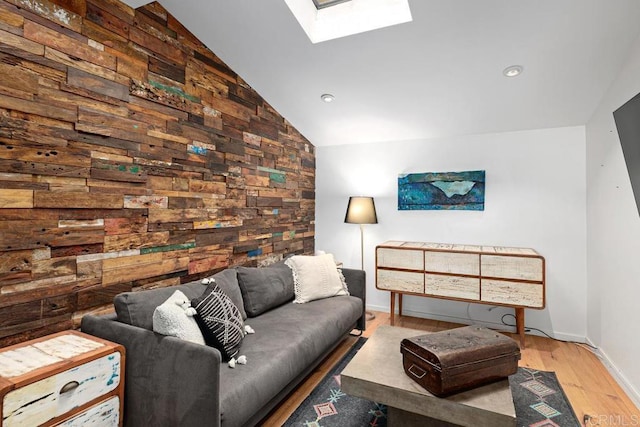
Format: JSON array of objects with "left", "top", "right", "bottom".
[
  {"left": 398, "top": 293, "right": 403, "bottom": 317},
  {"left": 515, "top": 307, "right": 526, "bottom": 349},
  {"left": 390, "top": 292, "right": 396, "bottom": 326}
]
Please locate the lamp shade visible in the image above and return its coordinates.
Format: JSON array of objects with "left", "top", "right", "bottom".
[{"left": 344, "top": 196, "right": 378, "bottom": 224}]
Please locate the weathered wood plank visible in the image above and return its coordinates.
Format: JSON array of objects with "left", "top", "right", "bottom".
[
  {"left": 0, "top": 28, "right": 44, "bottom": 55},
  {"left": 148, "top": 208, "right": 218, "bottom": 223},
  {"left": 6, "top": 0, "right": 83, "bottom": 32},
  {"left": 149, "top": 56, "right": 185, "bottom": 84},
  {"left": 0, "top": 2, "right": 24, "bottom": 28},
  {"left": 32, "top": 256, "right": 76, "bottom": 279},
  {"left": 0, "top": 189, "right": 33, "bottom": 208},
  {"left": 51, "top": 243, "right": 103, "bottom": 258},
  {"left": 87, "top": 0, "right": 134, "bottom": 24},
  {"left": 0, "top": 249, "right": 32, "bottom": 284},
  {"left": 192, "top": 51, "right": 236, "bottom": 83},
  {"left": 0, "top": 62, "right": 39, "bottom": 94},
  {"left": 185, "top": 59, "right": 228, "bottom": 97},
  {"left": 67, "top": 67, "right": 130, "bottom": 101},
  {"left": 123, "top": 195, "right": 167, "bottom": 209},
  {"left": 0, "top": 139, "right": 92, "bottom": 167},
  {"left": 78, "top": 106, "right": 147, "bottom": 134},
  {"left": 23, "top": 21, "right": 116, "bottom": 70},
  {"left": 129, "top": 25, "right": 185, "bottom": 65},
  {"left": 90, "top": 161, "right": 147, "bottom": 183},
  {"left": 76, "top": 282, "right": 131, "bottom": 310},
  {"left": 85, "top": 0, "right": 130, "bottom": 39},
  {"left": 0, "top": 94, "right": 77, "bottom": 122},
  {"left": 188, "top": 254, "right": 227, "bottom": 275},
  {"left": 103, "top": 217, "right": 148, "bottom": 235},
  {"left": 104, "top": 231, "right": 169, "bottom": 252},
  {"left": 34, "top": 191, "right": 122, "bottom": 209},
  {"left": 102, "top": 253, "right": 188, "bottom": 285}
]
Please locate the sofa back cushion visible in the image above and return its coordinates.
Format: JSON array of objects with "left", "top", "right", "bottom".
[
  {"left": 115, "top": 282, "right": 206, "bottom": 330},
  {"left": 285, "top": 254, "right": 349, "bottom": 303},
  {"left": 236, "top": 263, "right": 294, "bottom": 317},
  {"left": 209, "top": 268, "right": 246, "bottom": 320},
  {"left": 114, "top": 269, "right": 246, "bottom": 329}
]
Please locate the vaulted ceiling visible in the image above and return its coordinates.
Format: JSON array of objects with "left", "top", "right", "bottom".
[{"left": 124, "top": 0, "right": 640, "bottom": 146}]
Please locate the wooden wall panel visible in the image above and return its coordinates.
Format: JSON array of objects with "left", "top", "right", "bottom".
[{"left": 0, "top": 0, "right": 316, "bottom": 346}]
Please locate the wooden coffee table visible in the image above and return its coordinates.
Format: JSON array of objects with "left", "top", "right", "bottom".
[{"left": 341, "top": 325, "right": 516, "bottom": 427}]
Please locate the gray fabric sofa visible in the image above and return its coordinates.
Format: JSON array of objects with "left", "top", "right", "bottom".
[{"left": 81, "top": 266, "right": 366, "bottom": 427}]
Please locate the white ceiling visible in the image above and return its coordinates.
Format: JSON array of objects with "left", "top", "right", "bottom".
[{"left": 125, "top": 0, "right": 640, "bottom": 147}]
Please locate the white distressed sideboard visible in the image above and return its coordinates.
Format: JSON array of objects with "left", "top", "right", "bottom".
[
  {"left": 376, "top": 241, "right": 545, "bottom": 347},
  {"left": 0, "top": 330, "right": 124, "bottom": 426}
]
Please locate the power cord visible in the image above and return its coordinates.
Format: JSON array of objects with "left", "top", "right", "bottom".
[
  {"left": 500, "top": 313, "right": 598, "bottom": 350},
  {"left": 466, "top": 302, "right": 498, "bottom": 323}
]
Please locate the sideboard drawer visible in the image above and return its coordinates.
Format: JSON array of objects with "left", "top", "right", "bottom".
[
  {"left": 3, "top": 352, "right": 121, "bottom": 426},
  {"left": 425, "top": 251, "right": 479, "bottom": 275},
  {"left": 56, "top": 395, "right": 120, "bottom": 427},
  {"left": 481, "top": 255, "right": 543, "bottom": 281},
  {"left": 481, "top": 279, "right": 544, "bottom": 308},
  {"left": 377, "top": 269, "right": 424, "bottom": 293},
  {"left": 425, "top": 274, "right": 480, "bottom": 300},
  {"left": 377, "top": 248, "right": 423, "bottom": 271}
]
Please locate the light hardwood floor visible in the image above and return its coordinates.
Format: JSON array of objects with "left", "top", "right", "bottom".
[{"left": 262, "top": 311, "right": 640, "bottom": 426}]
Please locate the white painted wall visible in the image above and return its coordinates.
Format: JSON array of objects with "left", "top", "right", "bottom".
[
  {"left": 585, "top": 32, "right": 640, "bottom": 404},
  {"left": 316, "top": 127, "right": 587, "bottom": 341}
]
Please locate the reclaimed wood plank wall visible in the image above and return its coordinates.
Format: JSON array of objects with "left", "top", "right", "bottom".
[{"left": 0, "top": 0, "right": 316, "bottom": 346}]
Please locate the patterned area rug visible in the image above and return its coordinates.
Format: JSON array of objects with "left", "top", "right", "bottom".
[
  {"left": 284, "top": 338, "right": 581, "bottom": 427},
  {"left": 508, "top": 367, "right": 581, "bottom": 427}
]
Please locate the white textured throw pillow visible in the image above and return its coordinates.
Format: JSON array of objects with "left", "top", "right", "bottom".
[
  {"left": 153, "top": 290, "right": 205, "bottom": 345},
  {"left": 285, "top": 254, "right": 349, "bottom": 303}
]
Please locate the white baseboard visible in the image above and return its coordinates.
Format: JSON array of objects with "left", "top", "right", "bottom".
[
  {"left": 366, "top": 304, "right": 584, "bottom": 341},
  {"left": 375, "top": 305, "right": 515, "bottom": 333},
  {"left": 366, "top": 303, "right": 640, "bottom": 409},
  {"left": 586, "top": 337, "right": 640, "bottom": 409}
]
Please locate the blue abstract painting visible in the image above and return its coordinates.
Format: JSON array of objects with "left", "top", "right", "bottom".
[{"left": 398, "top": 170, "right": 485, "bottom": 210}]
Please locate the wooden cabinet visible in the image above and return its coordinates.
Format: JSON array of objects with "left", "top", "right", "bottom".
[
  {"left": 376, "top": 241, "right": 545, "bottom": 347},
  {"left": 0, "top": 331, "right": 124, "bottom": 427}
]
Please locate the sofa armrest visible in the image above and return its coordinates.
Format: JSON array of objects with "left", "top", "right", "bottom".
[
  {"left": 81, "top": 314, "right": 222, "bottom": 427},
  {"left": 342, "top": 268, "right": 366, "bottom": 331}
]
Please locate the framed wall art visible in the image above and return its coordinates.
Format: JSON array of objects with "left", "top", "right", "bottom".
[{"left": 398, "top": 170, "right": 485, "bottom": 211}]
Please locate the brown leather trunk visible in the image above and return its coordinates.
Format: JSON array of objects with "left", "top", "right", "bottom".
[{"left": 400, "top": 325, "right": 521, "bottom": 397}]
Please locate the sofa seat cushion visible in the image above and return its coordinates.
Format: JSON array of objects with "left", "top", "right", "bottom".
[{"left": 218, "top": 295, "right": 362, "bottom": 427}]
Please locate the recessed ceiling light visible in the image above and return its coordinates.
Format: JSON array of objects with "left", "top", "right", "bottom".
[
  {"left": 503, "top": 65, "right": 523, "bottom": 77},
  {"left": 321, "top": 93, "right": 335, "bottom": 103}
]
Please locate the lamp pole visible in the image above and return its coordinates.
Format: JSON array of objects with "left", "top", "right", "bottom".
[{"left": 360, "top": 223, "right": 365, "bottom": 271}]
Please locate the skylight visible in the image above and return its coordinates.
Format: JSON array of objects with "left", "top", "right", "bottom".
[
  {"left": 312, "top": 0, "right": 351, "bottom": 9},
  {"left": 285, "top": 0, "right": 412, "bottom": 44}
]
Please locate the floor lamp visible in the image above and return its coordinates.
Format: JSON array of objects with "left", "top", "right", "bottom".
[{"left": 344, "top": 196, "right": 378, "bottom": 321}]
